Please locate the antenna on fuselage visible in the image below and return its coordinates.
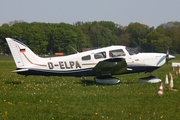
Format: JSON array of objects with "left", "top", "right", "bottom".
[{"left": 70, "top": 46, "right": 79, "bottom": 53}]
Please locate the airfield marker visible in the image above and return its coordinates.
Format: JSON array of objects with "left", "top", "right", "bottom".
[
  {"left": 158, "top": 82, "right": 163, "bottom": 96},
  {"left": 165, "top": 74, "right": 169, "bottom": 84},
  {"left": 173, "top": 67, "right": 175, "bottom": 71},
  {"left": 169, "top": 73, "right": 174, "bottom": 89},
  {"left": 176, "top": 65, "right": 179, "bottom": 76},
  {"left": 175, "top": 70, "right": 178, "bottom": 76}
]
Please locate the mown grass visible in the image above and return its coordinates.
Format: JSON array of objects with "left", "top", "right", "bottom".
[{"left": 0, "top": 56, "right": 180, "bottom": 120}]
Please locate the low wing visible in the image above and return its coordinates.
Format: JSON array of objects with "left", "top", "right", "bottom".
[
  {"left": 92, "top": 58, "right": 127, "bottom": 76},
  {"left": 12, "top": 69, "right": 29, "bottom": 73}
]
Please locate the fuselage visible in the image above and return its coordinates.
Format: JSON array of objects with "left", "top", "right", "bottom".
[{"left": 17, "top": 45, "right": 169, "bottom": 76}]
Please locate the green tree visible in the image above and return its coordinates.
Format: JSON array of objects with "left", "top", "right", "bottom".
[
  {"left": 49, "top": 23, "right": 79, "bottom": 55},
  {"left": 89, "top": 23, "right": 117, "bottom": 47},
  {"left": 146, "top": 30, "right": 171, "bottom": 52},
  {"left": 26, "top": 22, "right": 48, "bottom": 54},
  {"left": 157, "top": 21, "right": 180, "bottom": 54},
  {"left": 117, "top": 33, "right": 130, "bottom": 46},
  {"left": 0, "top": 24, "right": 12, "bottom": 54},
  {"left": 126, "top": 22, "right": 152, "bottom": 50},
  {"left": 10, "top": 22, "right": 29, "bottom": 40},
  {"left": 1, "top": 20, "right": 180, "bottom": 55}
]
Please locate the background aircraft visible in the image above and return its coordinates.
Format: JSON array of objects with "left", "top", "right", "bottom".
[{"left": 6, "top": 38, "right": 175, "bottom": 84}]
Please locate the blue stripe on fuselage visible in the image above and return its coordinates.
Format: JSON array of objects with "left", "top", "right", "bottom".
[{"left": 16, "top": 68, "right": 93, "bottom": 77}]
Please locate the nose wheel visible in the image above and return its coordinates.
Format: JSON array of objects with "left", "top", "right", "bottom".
[{"left": 139, "top": 73, "right": 161, "bottom": 83}]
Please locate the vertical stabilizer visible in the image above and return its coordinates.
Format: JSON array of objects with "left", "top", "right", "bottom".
[{"left": 6, "top": 38, "right": 43, "bottom": 68}]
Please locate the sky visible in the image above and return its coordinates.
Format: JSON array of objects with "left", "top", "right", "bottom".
[{"left": 0, "top": 0, "right": 180, "bottom": 27}]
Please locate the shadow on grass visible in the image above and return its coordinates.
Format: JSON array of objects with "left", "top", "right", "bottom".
[
  {"left": 75, "top": 80, "right": 95, "bottom": 86},
  {"left": 75, "top": 80, "right": 139, "bottom": 86},
  {"left": 5, "top": 81, "right": 21, "bottom": 85},
  {"left": 121, "top": 81, "right": 139, "bottom": 84}
]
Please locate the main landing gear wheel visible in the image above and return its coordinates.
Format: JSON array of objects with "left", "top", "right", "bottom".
[{"left": 94, "top": 76, "right": 120, "bottom": 84}]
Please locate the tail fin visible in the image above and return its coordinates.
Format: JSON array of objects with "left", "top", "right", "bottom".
[{"left": 6, "top": 38, "right": 43, "bottom": 68}]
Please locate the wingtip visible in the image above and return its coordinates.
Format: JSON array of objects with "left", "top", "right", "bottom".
[{"left": 12, "top": 69, "right": 29, "bottom": 73}]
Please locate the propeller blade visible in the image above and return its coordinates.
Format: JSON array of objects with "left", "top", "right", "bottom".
[
  {"left": 165, "top": 49, "right": 175, "bottom": 64},
  {"left": 166, "top": 49, "right": 169, "bottom": 58}
]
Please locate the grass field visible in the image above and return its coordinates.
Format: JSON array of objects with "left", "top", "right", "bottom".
[{"left": 0, "top": 56, "right": 180, "bottom": 120}]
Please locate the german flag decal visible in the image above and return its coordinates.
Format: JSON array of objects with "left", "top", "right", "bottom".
[{"left": 20, "top": 48, "right": 26, "bottom": 52}]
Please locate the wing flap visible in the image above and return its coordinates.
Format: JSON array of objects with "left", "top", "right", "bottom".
[{"left": 92, "top": 58, "right": 127, "bottom": 76}]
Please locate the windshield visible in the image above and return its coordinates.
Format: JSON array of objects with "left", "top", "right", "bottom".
[{"left": 126, "top": 47, "right": 139, "bottom": 55}]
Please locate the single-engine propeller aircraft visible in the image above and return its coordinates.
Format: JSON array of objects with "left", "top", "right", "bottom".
[{"left": 6, "top": 38, "right": 175, "bottom": 84}]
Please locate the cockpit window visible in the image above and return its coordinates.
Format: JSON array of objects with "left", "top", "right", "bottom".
[
  {"left": 109, "top": 49, "right": 126, "bottom": 57},
  {"left": 82, "top": 55, "right": 91, "bottom": 61},
  {"left": 94, "top": 51, "right": 106, "bottom": 59},
  {"left": 126, "top": 47, "right": 139, "bottom": 55}
]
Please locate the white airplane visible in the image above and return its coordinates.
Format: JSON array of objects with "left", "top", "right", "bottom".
[{"left": 6, "top": 38, "right": 175, "bottom": 84}]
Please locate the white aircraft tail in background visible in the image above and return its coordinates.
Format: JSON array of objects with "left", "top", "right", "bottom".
[{"left": 6, "top": 38, "right": 175, "bottom": 84}]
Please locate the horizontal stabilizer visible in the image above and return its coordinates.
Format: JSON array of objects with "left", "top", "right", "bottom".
[
  {"left": 127, "top": 68, "right": 132, "bottom": 71},
  {"left": 12, "top": 69, "right": 29, "bottom": 73}
]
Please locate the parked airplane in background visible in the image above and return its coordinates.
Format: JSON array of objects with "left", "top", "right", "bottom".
[{"left": 6, "top": 38, "right": 175, "bottom": 84}]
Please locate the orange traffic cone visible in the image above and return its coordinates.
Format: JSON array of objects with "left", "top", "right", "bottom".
[
  {"left": 175, "top": 70, "right": 178, "bottom": 76},
  {"left": 165, "top": 74, "right": 169, "bottom": 84},
  {"left": 176, "top": 66, "right": 179, "bottom": 76},
  {"left": 158, "top": 82, "right": 163, "bottom": 96},
  {"left": 169, "top": 73, "right": 174, "bottom": 89}
]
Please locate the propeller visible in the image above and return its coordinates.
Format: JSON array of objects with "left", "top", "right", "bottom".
[
  {"left": 165, "top": 49, "right": 169, "bottom": 64},
  {"left": 166, "top": 49, "right": 169, "bottom": 58},
  {"left": 166, "top": 48, "right": 175, "bottom": 64}
]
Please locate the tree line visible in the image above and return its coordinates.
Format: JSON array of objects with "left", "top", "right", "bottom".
[{"left": 0, "top": 21, "right": 180, "bottom": 55}]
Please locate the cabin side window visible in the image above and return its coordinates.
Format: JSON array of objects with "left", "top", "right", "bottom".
[
  {"left": 109, "top": 49, "right": 126, "bottom": 57},
  {"left": 82, "top": 55, "right": 91, "bottom": 61},
  {"left": 125, "top": 47, "right": 139, "bottom": 55},
  {"left": 94, "top": 51, "right": 106, "bottom": 59}
]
